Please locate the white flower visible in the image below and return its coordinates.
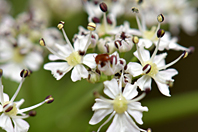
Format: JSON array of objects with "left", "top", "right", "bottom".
[
  {"left": 43, "top": 22, "right": 97, "bottom": 82},
  {"left": 0, "top": 35, "right": 43, "bottom": 82},
  {"left": 89, "top": 76, "right": 148, "bottom": 132},
  {"left": 131, "top": 8, "right": 191, "bottom": 52},
  {"left": 0, "top": 69, "right": 54, "bottom": 132},
  {"left": 97, "top": 36, "right": 117, "bottom": 54},
  {"left": 126, "top": 39, "right": 188, "bottom": 96}
]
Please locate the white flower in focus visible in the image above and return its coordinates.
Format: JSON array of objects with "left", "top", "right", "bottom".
[
  {"left": 0, "top": 35, "right": 43, "bottom": 82},
  {"left": 96, "top": 52, "right": 126, "bottom": 76},
  {"left": 0, "top": 69, "right": 54, "bottom": 132},
  {"left": 43, "top": 22, "right": 97, "bottom": 82},
  {"left": 126, "top": 36, "right": 188, "bottom": 96},
  {"left": 89, "top": 76, "right": 148, "bottom": 132}
]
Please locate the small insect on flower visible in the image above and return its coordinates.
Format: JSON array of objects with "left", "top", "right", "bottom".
[{"left": 95, "top": 53, "right": 110, "bottom": 64}]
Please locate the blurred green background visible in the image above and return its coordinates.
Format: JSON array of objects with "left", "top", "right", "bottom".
[{"left": 1, "top": 0, "right": 198, "bottom": 132}]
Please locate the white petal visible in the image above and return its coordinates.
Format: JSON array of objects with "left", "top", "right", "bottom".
[
  {"left": 123, "top": 83, "right": 138, "bottom": 100},
  {"left": 54, "top": 43, "right": 72, "bottom": 57},
  {"left": 74, "top": 35, "right": 88, "bottom": 51},
  {"left": 24, "top": 52, "right": 43, "bottom": 71},
  {"left": 107, "top": 114, "right": 140, "bottom": 132},
  {"left": 138, "top": 39, "right": 153, "bottom": 49},
  {"left": 71, "top": 65, "right": 88, "bottom": 82},
  {"left": 153, "top": 52, "right": 167, "bottom": 67},
  {"left": 89, "top": 109, "right": 113, "bottom": 125},
  {"left": 126, "top": 62, "right": 143, "bottom": 77},
  {"left": 127, "top": 102, "right": 148, "bottom": 125},
  {"left": 155, "top": 69, "right": 178, "bottom": 81},
  {"left": 15, "top": 99, "right": 25, "bottom": 109},
  {"left": 13, "top": 118, "right": 29, "bottom": 132},
  {"left": 48, "top": 54, "right": 62, "bottom": 61},
  {"left": 82, "top": 53, "right": 97, "bottom": 68},
  {"left": 137, "top": 75, "right": 152, "bottom": 91},
  {"left": 104, "top": 79, "right": 120, "bottom": 99},
  {"left": 155, "top": 81, "right": 171, "bottom": 97},
  {"left": 0, "top": 114, "right": 13, "bottom": 132},
  {"left": 92, "top": 98, "right": 113, "bottom": 110},
  {"left": 134, "top": 47, "right": 150, "bottom": 62},
  {"left": 44, "top": 62, "right": 72, "bottom": 80}
]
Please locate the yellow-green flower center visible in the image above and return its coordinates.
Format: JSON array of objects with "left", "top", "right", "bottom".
[
  {"left": 66, "top": 51, "right": 82, "bottom": 66},
  {"left": 3, "top": 101, "right": 17, "bottom": 116},
  {"left": 143, "top": 26, "right": 158, "bottom": 41},
  {"left": 143, "top": 61, "right": 159, "bottom": 78},
  {"left": 13, "top": 48, "right": 25, "bottom": 63},
  {"left": 113, "top": 94, "right": 128, "bottom": 114}
]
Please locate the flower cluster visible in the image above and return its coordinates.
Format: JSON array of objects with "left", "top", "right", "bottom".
[
  {"left": 40, "top": 1, "right": 194, "bottom": 132},
  {"left": 0, "top": 0, "right": 196, "bottom": 132}
]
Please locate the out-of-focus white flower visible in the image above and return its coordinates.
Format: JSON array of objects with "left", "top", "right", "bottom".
[
  {"left": 137, "top": 0, "right": 198, "bottom": 35},
  {"left": 43, "top": 22, "right": 97, "bottom": 82},
  {"left": 0, "top": 69, "right": 54, "bottom": 132},
  {"left": 131, "top": 9, "right": 191, "bottom": 52},
  {"left": 96, "top": 52, "right": 126, "bottom": 76},
  {"left": 0, "top": 36, "right": 43, "bottom": 82},
  {"left": 126, "top": 37, "right": 188, "bottom": 96},
  {"left": 89, "top": 75, "right": 148, "bottom": 132},
  {"left": 0, "top": 0, "right": 10, "bottom": 19}
]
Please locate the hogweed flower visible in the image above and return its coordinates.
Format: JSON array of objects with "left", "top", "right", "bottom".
[
  {"left": 89, "top": 74, "right": 148, "bottom": 132},
  {"left": 42, "top": 21, "right": 97, "bottom": 82},
  {"left": 126, "top": 35, "right": 188, "bottom": 96},
  {"left": 0, "top": 69, "right": 54, "bottom": 132}
]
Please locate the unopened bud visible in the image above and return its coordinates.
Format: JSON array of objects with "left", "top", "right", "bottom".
[{"left": 57, "top": 21, "right": 65, "bottom": 30}]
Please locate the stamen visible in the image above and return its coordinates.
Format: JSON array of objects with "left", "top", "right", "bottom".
[
  {"left": 142, "top": 64, "right": 151, "bottom": 74},
  {"left": 158, "top": 51, "right": 188, "bottom": 70},
  {"left": 97, "top": 111, "right": 116, "bottom": 132},
  {"left": 0, "top": 69, "right": 4, "bottom": 104},
  {"left": 45, "top": 95, "right": 54, "bottom": 104},
  {"left": 57, "top": 21, "right": 74, "bottom": 51},
  {"left": 157, "top": 14, "right": 164, "bottom": 23},
  {"left": 99, "top": 2, "right": 108, "bottom": 33},
  {"left": 20, "top": 69, "right": 30, "bottom": 78},
  {"left": 29, "top": 110, "right": 37, "bottom": 117},
  {"left": 131, "top": 7, "right": 143, "bottom": 33},
  {"left": 19, "top": 100, "right": 46, "bottom": 113},
  {"left": 84, "top": 22, "right": 96, "bottom": 52},
  {"left": 39, "top": 38, "right": 46, "bottom": 46},
  {"left": 150, "top": 30, "right": 164, "bottom": 61},
  {"left": 135, "top": 41, "right": 144, "bottom": 65},
  {"left": 10, "top": 72, "right": 25, "bottom": 102},
  {"left": 147, "top": 128, "right": 152, "bottom": 132},
  {"left": 92, "top": 17, "right": 100, "bottom": 23},
  {"left": 129, "top": 89, "right": 148, "bottom": 103},
  {"left": 3, "top": 103, "right": 13, "bottom": 112},
  {"left": 132, "top": 36, "right": 139, "bottom": 44}
]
